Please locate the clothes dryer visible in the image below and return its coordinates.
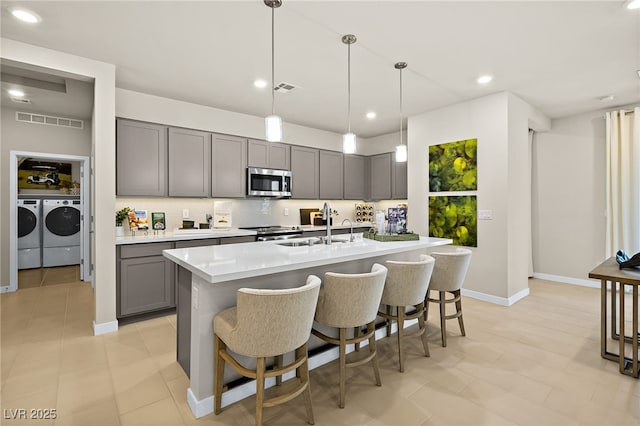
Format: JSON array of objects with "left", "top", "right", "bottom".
[
  {"left": 17, "top": 199, "right": 41, "bottom": 269},
  {"left": 42, "top": 199, "right": 81, "bottom": 267}
]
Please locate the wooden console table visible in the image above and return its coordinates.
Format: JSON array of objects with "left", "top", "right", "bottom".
[{"left": 589, "top": 257, "right": 639, "bottom": 378}]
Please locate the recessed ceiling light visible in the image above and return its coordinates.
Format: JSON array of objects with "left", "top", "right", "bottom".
[
  {"left": 598, "top": 95, "right": 614, "bottom": 102},
  {"left": 366, "top": 112, "right": 376, "bottom": 119},
  {"left": 477, "top": 75, "right": 493, "bottom": 85},
  {"left": 625, "top": 0, "right": 640, "bottom": 10},
  {"left": 9, "top": 7, "right": 41, "bottom": 24},
  {"left": 253, "top": 79, "right": 268, "bottom": 89},
  {"left": 8, "top": 89, "right": 25, "bottom": 97}
]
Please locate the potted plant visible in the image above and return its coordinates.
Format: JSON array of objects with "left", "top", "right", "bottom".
[{"left": 115, "top": 207, "right": 131, "bottom": 236}]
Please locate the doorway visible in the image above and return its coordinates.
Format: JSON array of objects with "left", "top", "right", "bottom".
[{"left": 6, "top": 151, "right": 91, "bottom": 293}]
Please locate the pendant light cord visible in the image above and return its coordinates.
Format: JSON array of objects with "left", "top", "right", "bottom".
[
  {"left": 347, "top": 42, "right": 351, "bottom": 134},
  {"left": 399, "top": 67, "right": 403, "bottom": 146},
  {"left": 271, "top": 5, "right": 275, "bottom": 116}
]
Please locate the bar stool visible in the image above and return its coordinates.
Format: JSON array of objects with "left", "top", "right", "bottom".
[
  {"left": 213, "top": 275, "right": 321, "bottom": 426},
  {"left": 311, "top": 264, "right": 388, "bottom": 408},
  {"left": 425, "top": 248, "right": 472, "bottom": 347},
  {"left": 378, "top": 254, "right": 435, "bottom": 372}
]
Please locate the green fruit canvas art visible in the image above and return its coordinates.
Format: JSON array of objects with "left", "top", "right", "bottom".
[
  {"left": 429, "top": 196, "right": 477, "bottom": 247},
  {"left": 429, "top": 138, "right": 477, "bottom": 192}
]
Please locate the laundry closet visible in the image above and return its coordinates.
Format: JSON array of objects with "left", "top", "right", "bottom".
[{"left": 1, "top": 60, "right": 93, "bottom": 291}]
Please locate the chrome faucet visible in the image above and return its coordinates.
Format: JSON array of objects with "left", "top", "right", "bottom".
[
  {"left": 341, "top": 218, "right": 355, "bottom": 242},
  {"left": 322, "top": 202, "right": 332, "bottom": 245}
]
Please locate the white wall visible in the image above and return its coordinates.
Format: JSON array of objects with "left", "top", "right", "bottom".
[
  {"left": 532, "top": 103, "right": 638, "bottom": 283},
  {"left": 409, "top": 92, "right": 548, "bottom": 302}
]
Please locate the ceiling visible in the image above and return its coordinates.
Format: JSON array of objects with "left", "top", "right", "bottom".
[{"left": 1, "top": 1, "right": 639, "bottom": 137}]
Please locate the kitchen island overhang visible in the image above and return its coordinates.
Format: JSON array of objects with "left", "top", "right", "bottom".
[{"left": 163, "top": 236, "right": 452, "bottom": 418}]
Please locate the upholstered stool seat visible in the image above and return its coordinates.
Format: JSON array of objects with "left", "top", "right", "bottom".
[
  {"left": 311, "top": 264, "right": 388, "bottom": 408},
  {"left": 378, "top": 254, "right": 435, "bottom": 372},
  {"left": 425, "top": 248, "right": 472, "bottom": 347},
  {"left": 213, "top": 275, "right": 321, "bottom": 426}
]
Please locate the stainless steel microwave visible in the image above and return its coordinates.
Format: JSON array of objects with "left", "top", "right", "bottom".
[{"left": 247, "top": 167, "right": 292, "bottom": 197}]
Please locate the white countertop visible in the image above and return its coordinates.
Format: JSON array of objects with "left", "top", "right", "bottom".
[
  {"left": 163, "top": 236, "right": 452, "bottom": 283},
  {"left": 115, "top": 228, "right": 257, "bottom": 245}
]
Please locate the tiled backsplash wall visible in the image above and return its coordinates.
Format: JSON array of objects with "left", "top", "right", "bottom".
[{"left": 115, "top": 198, "right": 406, "bottom": 233}]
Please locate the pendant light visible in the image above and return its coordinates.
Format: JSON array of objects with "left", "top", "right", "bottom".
[
  {"left": 395, "top": 62, "right": 408, "bottom": 162},
  {"left": 264, "top": 0, "right": 282, "bottom": 142},
  {"left": 342, "top": 34, "right": 357, "bottom": 154}
]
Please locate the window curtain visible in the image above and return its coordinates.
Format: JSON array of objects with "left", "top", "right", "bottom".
[{"left": 605, "top": 107, "right": 640, "bottom": 258}]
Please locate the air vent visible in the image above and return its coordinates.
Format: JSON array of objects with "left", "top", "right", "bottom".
[
  {"left": 274, "top": 81, "right": 300, "bottom": 93},
  {"left": 11, "top": 97, "right": 31, "bottom": 104},
  {"left": 15, "top": 111, "right": 84, "bottom": 129}
]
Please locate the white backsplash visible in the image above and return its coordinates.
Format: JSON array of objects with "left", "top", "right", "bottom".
[{"left": 115, "top": 197, "right": 408, "bottom": 233}]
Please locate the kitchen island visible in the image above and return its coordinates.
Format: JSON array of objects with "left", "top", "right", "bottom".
[{"left": 163, "top": 235, "right": 452, "bottom": 418}]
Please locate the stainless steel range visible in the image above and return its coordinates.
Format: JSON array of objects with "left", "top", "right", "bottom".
[{"left": 239, "top": 226, "right": 303, "bottom": 241}]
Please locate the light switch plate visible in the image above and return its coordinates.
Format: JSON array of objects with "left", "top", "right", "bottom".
[
  {"left": 182, "top": 209, "right": 189, "bottom": 219},
  {"left": 283, "top": 208, "right": 289, "bottom": 216},
  {"left": 478, "top": 209, "right": 493, "bottom": 220}
]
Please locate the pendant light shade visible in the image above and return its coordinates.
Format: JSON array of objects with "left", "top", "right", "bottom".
[
  {"left": 265, "top": 0, "right": 282, "bottom": 142},
  {"left": 342, "top": 34, "right": 357, "bottom": 154},
  {"left": 265, "top": 115, "right": 283, "bottom": 142},
  {"left": 395, "top": 62, "right": 407, "bottom": 163},
  {"left": 343, "top": 132, "right": 357, "bottom": 154}
]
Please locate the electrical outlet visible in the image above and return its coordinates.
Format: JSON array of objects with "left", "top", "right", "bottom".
[
  {"left": 478, "top": 210, "right": 493, "bottom": 220},
  {"left": 283, "top": 208, "right": 289, "bottom": 216},
  {"left": 182, "top": 209, "right": 189, "bottom": 219}
]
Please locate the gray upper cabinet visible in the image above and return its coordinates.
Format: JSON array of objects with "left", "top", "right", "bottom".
[
  {"left": 319, "top": 150, "right": 343, "bottom": 200},
  {"left": 116, "top": 119, "right": 168, "bottom": 196},
  {"left": 391, "top": 152, "right": 408, "bottom": 199},
  {"left": 343, "top": 154, "right": 368, "bottom": 200},
  {"left": 291, "top": 146, "right": 319, "bottom": 199},
  {"left": 247, "top": 139, "right": 291, "bottom": 170},
  {"left": 212, "top": 133, "right": 247, "bottom": 198},
  {"left": 168, "top": 127, "right": 211, "bottom": 197},
  {"left": 370, "top": 153, "right": 392, "bottom": 200}
]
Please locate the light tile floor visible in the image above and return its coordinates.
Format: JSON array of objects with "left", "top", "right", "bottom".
[{"left": 1, "top": 278, "right": 639, "bottom": 425}]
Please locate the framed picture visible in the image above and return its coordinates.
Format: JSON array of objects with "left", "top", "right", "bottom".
[
  {"left": 128, "top": 210, "right": 149, "bottom": 230},
  {"left": 18, "top": 159, "right": 73, "bottom": 190},
  {"left": 151, "top": 212, "right": 166, "bottom": 231},
  {"left": 428, "top": 195, "right": 477, "bottom": 247},
  {"left": 429, "top": 138, "right": 477, "bottom": 192}
]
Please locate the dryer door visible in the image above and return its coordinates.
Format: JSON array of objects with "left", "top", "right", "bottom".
[
  {"left": 44, "top": 206, "right": 80, "bottom": 247},
  {"left": 18, "top": 206, "right": 37, "bottom": 238}
]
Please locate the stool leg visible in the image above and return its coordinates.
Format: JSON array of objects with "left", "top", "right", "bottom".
[
  {"left": 454, "top": 290, "right": 466, "bottom": 336},
  {"left": 417, "top": 302, "right": 430, "bottom": 358},
  {"left": 368, "top": 321, "right": 382, "bottom": 386},
  {"left": 275, "top": 354, "right": 283, "bottom": 385},
  {"left": 386, "top": 305, "right": 392, "bottom": 337},
  {"left": 424, "top": 291, "right": 430, "bottom": 322},
  {"left": 214, "top": 334, "right": 226, "bottom": 415},
  {"left": 439, "top": 291, "right": 447, "bottom": 347},
  {"left": 397, "top": 307, "right": 405, "bottom": 373},
  {"left": 296, "top": 344, "right": 315, "bottom": 425},
  {"left": 339, "top": 327, "right": 347, "bottom": 408},
  {"left": 354, "top": 326, "right": 360, "bottom": 352},
  {"left": 255, "top": 357, "right": 265, "bottom": 426}
]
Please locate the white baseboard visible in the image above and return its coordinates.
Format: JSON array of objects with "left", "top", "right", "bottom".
[
  {"left": 533, "top": 273, "right": 600, "bottom": 289},
  {"left": 461, "top": 287, "right": 529, "bottom": 307},
  {"left": 93, "top": 320, "right": 118, "bottom": 336}
]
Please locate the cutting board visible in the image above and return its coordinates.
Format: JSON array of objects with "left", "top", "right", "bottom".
[{"left": 299, "top": 208, "right": 321, "bottom": 225}]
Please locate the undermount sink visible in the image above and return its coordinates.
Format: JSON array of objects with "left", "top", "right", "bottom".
[{"left": 275, "top": 237, "right": 348, "bottom": 247}]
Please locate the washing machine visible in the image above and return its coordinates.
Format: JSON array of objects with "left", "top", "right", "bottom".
[
  {"left": 42, "top": 199, "right": 81, "bottom": 267},
  {"left": 17, "top": 199, "right": 41, "bottom": 269}
]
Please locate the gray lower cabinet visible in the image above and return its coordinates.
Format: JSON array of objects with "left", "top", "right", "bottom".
[
  {"left": 291, "top": 146, "right": 319, "bottom": 199},
  {"left": 319, "top": 150, "right": 344, "bottom": 200},
  {"left": 212, "top": 134, "right": 247, "bottom": 198},
  {"left": 116, "top": 119, "right": 168, "bottom": 196},
  {"left": 370, "top": 153, "right": 392, "bottom": 200},
  {"left": 248, "top": 139, "right": 291, "bottom": 170},
  {"left": 168, "top": 128, "right": 211, "bottom": 197},
  {"left": 392, "top": 152, "right": 407, "bottom": 199},
  {"left": 343, "top": 154, "right": 368, "bottom": 200},
  {"left": 220, "top": 236, "right": 256, "bottom": 244},
  {"left": 174, "top": 239, "right": 220, "bottom": 249},
  {"left": 118, "top": 242, "right": 175, "bottom": 317}
]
